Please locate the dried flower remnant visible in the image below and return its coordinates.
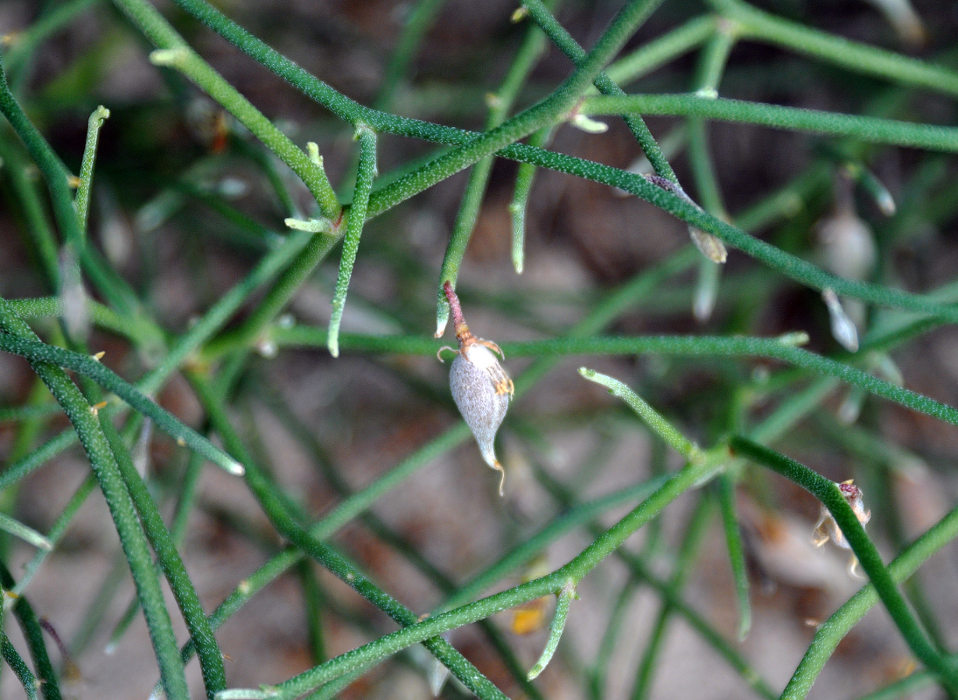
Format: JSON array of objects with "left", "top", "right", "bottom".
[
  {"left": 812, "top": 479, "right": 872, "bottom": 577},
  {"left": 646, "top": 175, "right": 727, "bottom": 263},
  {"left": 438, "top": 282, "right": 513, "bottom": 495}
]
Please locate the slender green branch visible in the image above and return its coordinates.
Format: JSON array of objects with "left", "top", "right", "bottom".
[
  {"left": 187, "top": 373, "right": 509, "bottom": 700},
  {"left": 1, "top": 633, "right": 39, "bottom": 700},
  {"left": 100, "top": 420, "right": 227, "bottom": 699},
  {"left": 580, "top": 94, "right": 958, "bottom": 152},
  {"left": 630, "top": 495, "right": 713, "bottom": 700},
  {"left": 578, "top": 368, "right": 700, "bottom": 459},
  {"left": 0, "top": 53, "right": 83, "bottom": 250},
  {"left": 75, "top": 105, "right": 110, "bottom": 237},
  {"left": 604, "top": 14, "right": 716, "bottom": 86},
  {"left": 435, "top": 5, "right": 552, "bottom": 333},
  {"left": 270, "top": 330, "right": 958, "bottom": 429},
  {"left": 373, "top": 0, "right": 447, "bottom": 110},
  {"left": 528, "top": 580, "right": 575, "bottom": 680},
  {"left": 0, "top": 561, "right": 62, "bottom": 700},
  {"left": 0, "top": 513, "right": 51, "bottom": 552},
  {"left": 329, "top": 126, "right": 377, "bottom": 357},
  {"left": 708, "top": 0, "right": 958, "bottom": 97},
  {"left": 717, "top": 474, "right": 751, "bottom": 641},
  {"left": 783, "top": 508, "right": 958, "bottom": 697}
]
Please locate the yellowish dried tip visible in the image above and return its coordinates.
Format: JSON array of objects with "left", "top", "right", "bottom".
[
  {"left": 67, "top": 174, "right": 82, "bottom": 189},
  {"left": 4, "top": 590, "right": 20, "bottom": 600},
  {"left": 511, "top": 7, "right": 528, "bottom": 22},
  {"left": 1, "top": 33, "right": 20, "bottom": 47},
  {"left": 689, "top": 227, "right": 728, "bottom": 263},
  {"left": 176, "top": 437, "right": 186, "bottom": 447},
  {"left": 90, "top": 400, "right": 108, "bottom": 416},
  {"left": 92, "top": 351, "right": 106, "bottom": 361}
]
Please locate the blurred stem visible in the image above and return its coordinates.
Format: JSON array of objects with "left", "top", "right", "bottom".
[
  {"left": 373, "top": 0, "right": 447, "bottom": 110},
  {"left": 717, "top": 474, "right": 751, "bottom": 640},
  {"left": 0, "top": 561, "right": 62, "bottom": 700},
  {"left": 630, "top": 495, "right": 713, "bottom": 700},
  {"left": 708, "top": 0, "right": 958, "bottom": 96},
  {"left": 605, "top": 14, "right": 716, "bottom": 85}
]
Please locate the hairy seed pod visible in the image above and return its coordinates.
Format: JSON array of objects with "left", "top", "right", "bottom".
[{"left": 438, "top": 282, "right": 513, "bottom": 495}]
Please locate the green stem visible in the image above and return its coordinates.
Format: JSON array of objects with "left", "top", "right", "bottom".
[
  {"left": 580, "top": 94, "right": 958, "bottom": 152},
  {"left": 435, "top": 3, "right": 553, "bottom": 333},
  {"left": 578, "top": 368, "right": 700, "bottom": 459},
  {"left": 729, "top": 436, "right": 958, "bottom": 694},
  {"left": 328, "top": 126, "right": 377, "bottom": 357},
  {"left": 1, "top": 633, "right": 39, "bottom": 700},
  {"left": 709, "top": 0, "right": 958, "bottom": 97},
  {"left": 0, "top": 561, "right": 62, "bottom": 700},
  {"left": 527, "top": 580, "right": 575, "bottom": 680},
  {"left": 75, "top": 105, "right": 110, "bottom": 238},
  {"left": 717, "top": 474, "right": 751, "bottom": 640}
]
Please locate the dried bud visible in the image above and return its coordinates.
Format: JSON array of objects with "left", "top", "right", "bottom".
[
  {"left": 822, "top": 287, "right": 859, "bottom": 352},
  {"left": 812, "top": 479, "right": 871, "bottom": 577},
  {"left": 817, "top": 209, "right": 876, "bottom": 282},
  {"left": 438, "top": 282, "right": 513, "bottom": 495}
]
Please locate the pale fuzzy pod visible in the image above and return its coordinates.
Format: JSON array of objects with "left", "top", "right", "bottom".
[
  {"left": 449, "top": 343, "right": 510, "bottom": 491},
  {"left": 818, "top": 210, "right": 876, "bottom": 282}
]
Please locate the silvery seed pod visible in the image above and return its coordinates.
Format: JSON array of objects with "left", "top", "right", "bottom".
[{"left": 439, "top": 282, "right": 513, "bottom": 495}]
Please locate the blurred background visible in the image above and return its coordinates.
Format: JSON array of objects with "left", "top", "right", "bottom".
[{"left": 2, "top": 0, "right": 958, "bottom": 697}]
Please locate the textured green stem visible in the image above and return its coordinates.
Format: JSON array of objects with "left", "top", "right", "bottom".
[
  {"left": 578, "top": 368, "right": 700, "bottom": 459},
  {"left": 75, "top": 105, "right": 110, "bottom": 237},
  {"left": 527, "top": 580, "right": 575, "bottom": 680},
  {"left": 328, "top": 126, "right": 377, "bottom": 357},
  {"left": 0, "top": 633, "right": 39, "bottom": 700},
  {"left": 435, "top": 3, "right": 553, "bottom": 333},
  {"left": 580, "top": 94, "right": 958, "bottom": 152},
  {"left": 188, "top": 374, "right": 508, "bottom": 700}
]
